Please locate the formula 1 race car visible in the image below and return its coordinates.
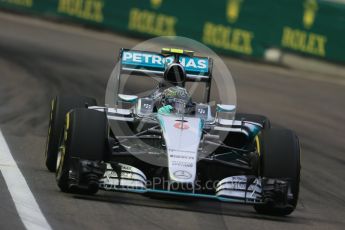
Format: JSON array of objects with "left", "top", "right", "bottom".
[{"left": 44, "top": 48, "right": 300, "bottom": 216}]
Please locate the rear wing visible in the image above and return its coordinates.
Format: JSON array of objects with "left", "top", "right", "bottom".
[{"left": 119, "top": 48, "right": 213, "bottom": 82}]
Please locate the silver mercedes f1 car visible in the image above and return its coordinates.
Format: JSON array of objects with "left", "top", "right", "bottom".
[{"left": 45, "top": 48, "right": 300, "bottom": 216}]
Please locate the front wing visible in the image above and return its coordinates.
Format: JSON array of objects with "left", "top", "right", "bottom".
[{"left": 98, "top": 163, "right": 264, "bottom": 205}]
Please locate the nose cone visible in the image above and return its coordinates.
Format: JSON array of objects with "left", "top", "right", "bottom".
[{"left": 158, "top": 115, "right": 202, "bottom": 185}]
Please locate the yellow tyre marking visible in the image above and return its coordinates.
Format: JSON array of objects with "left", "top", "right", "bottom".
[
  {"left": 57, "top": 146, "right": 65, "bottom": 175},
  {"left": 65, "top": 112, "right": 70, "bottom": 130},
  {"left": 58, "top": 113, "right": 70, "bottom": 176},
  {"left": 45, "top": 99, "right": 55, "bottom": 158},
  {"left": 64, "top": 112, "right": 70, "bottom": 141},
  {"left": 255, "top": 135, "right": 261, "bottom": 156}
]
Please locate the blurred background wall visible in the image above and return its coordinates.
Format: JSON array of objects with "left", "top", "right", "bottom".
[{"left": 1, "top": 0, "right": 344, "bottom": 64}]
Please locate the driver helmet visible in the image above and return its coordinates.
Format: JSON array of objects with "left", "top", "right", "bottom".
[{"left": 160, "top": 86, "right": 191, "bottom": 113}]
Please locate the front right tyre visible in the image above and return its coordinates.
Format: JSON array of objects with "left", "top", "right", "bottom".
[
  {"left": 56, "top": 108, "right": 108, "bottom": 194},
  {"left": 45, "top": 95, "right": 97, "bottom": 172}
]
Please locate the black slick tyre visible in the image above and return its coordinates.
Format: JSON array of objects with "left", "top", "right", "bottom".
[
  {"left": 254, "top": 128, "right": 300, "bottom": 216},
  {"left": 56, "top": 108, "right": 108, "bottom": 194},
  {"left": 45, "top": 95, "right": 97, "bottom": 172}
]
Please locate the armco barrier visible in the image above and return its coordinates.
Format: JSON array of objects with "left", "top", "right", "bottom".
[{"left": 0, "top": 0, "right": 344, "bottom": 63}]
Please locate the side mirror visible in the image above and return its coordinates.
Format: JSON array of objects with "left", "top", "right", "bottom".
[
  {"left": 216, "top": 104, "right": 236, "bottom": 126},
  {"left": 136, "top": 98, "right": 154, "bottom": 116},
  {"left": 216, "top": 104, "right": 236, "bottom": 112},
  {"left": 118, "top": 94, "right": 138, "bottom": 103},
  {"left": 195, "top": 104, "right": 212, "bottom": 121}
]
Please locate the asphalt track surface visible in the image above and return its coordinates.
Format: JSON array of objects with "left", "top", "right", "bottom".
[{"left": 0, "top": 11, "right": 345, "bottom": 230}]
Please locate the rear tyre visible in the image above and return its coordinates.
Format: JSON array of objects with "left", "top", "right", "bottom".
[
  {"left": 235, "top": 113, "right": 271, "bottom": 129},
  {"left": 45, "top": 95, "right": 97, "bottom": 172},
  {"left": 254, "top": 128, "right": 300, "bottom": 216},
  {"left": 56, "top": 108, "right": 108, "bottom": 194}
]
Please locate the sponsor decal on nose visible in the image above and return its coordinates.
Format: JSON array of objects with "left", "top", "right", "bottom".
[
  {"left": 173, "top": 170, "right": 192, "bottom": 179},
  {"left": 174, "top": 120, "right": 189, "bottom": 129}
]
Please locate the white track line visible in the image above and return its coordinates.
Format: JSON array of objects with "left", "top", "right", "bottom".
[{"left": 0, "top": 130, "right": 52, "bottom": 230}]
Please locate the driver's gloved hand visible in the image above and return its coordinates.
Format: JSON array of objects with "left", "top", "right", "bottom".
[{"left": 158, "top": 105, "right": 173, "bottom": 115}]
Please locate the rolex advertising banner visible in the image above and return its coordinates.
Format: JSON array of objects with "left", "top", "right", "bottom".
[
  {"left": 0, "top": 0, "right": 344, "bottom": 63},
  {"left": 278, "top": 0, "right": 345, "bottom": 62}
]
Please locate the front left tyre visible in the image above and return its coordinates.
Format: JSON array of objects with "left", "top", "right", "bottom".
[{"left": 254, "top": 128, "right": 301, "bottom": 216}]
